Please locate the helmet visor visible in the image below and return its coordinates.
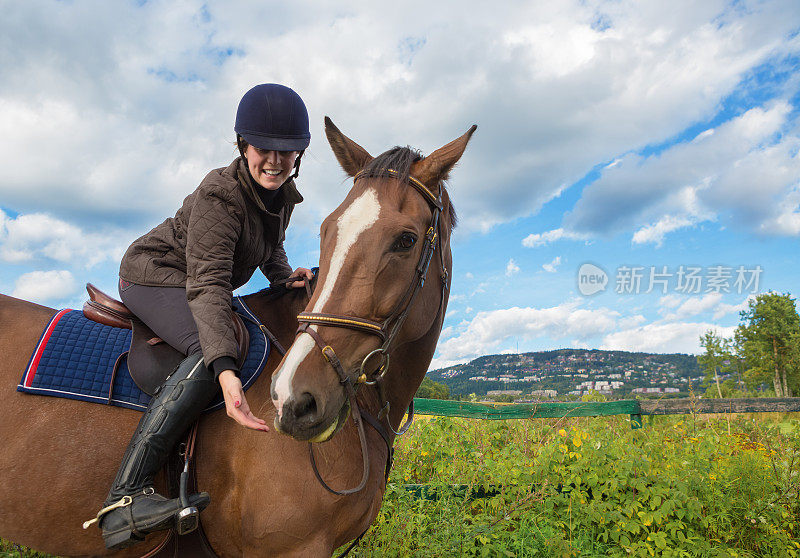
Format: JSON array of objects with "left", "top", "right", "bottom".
[{"left": 239, "top": 131, "right": 310, "bottom": 152}]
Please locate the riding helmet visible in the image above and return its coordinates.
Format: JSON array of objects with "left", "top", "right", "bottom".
[{"left": 234, "top": 84, "right": 310, "bottom": 151}]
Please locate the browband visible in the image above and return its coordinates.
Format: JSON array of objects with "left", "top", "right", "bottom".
[{"left": 354, "top": 168, "right": 443, "bottom": 210}]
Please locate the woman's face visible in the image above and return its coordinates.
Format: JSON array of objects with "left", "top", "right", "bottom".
[{"left": 244, "top": 145, "right": 299, "bottom": 190}]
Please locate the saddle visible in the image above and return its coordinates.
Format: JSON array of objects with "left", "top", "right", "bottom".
[{"left": 82, "top": 284, "right": 249, "bottom": 396}]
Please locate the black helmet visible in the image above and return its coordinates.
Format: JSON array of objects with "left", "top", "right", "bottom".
[{"left": 235, "top": 84, "right": 310, "bottom": 151}]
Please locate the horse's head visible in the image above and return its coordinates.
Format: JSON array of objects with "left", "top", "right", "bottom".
[{"left": 270, "top": 118, "right": 475, "bottom": 441}]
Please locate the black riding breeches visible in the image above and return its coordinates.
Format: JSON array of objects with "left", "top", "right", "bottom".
[{"left": 118, "top": 279, "right": 202, "bottom": 358}]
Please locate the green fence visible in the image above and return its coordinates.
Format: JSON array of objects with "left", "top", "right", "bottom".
[{"left": 412, "top": 397, "right": 800, "bottom": 429}]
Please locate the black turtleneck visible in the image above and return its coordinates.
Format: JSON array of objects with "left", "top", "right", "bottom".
[{"left": 256, "top": 183, "right": 281, "bottom": 212}]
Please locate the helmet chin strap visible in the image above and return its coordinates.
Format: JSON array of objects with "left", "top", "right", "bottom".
[{"left": 291, "top": 150, "right": 304, "bottom": 180}]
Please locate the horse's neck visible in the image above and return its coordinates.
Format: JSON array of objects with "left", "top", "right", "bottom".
[{"left": 241, "top": 289, "right": 307, "bottom": 350}]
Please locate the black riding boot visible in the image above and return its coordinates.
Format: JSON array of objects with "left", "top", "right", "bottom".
[{"left": 87, "top": 353, "right": 218, "bottom": 550}]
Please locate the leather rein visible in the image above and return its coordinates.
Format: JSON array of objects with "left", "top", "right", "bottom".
[{"left": 296, "top": 168, "right": 449, "bottom": 495}]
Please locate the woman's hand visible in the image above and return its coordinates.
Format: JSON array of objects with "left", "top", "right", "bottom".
[
  {"left": 287, "top": 267, "right": 313, "bottom": 289},
  {"left": 218, "top": 370, "right": 268, "bottom": 431}
]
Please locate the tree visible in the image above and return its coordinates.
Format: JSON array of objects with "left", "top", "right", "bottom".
[
  {"left": 698, "top": 330, "right": 731, "bottom": 398},
  {"left": 736, "top": 292, "right": 800, "bottom": 397},
  {"left": 415, "top": 377, "right": 450, "bottom": 400}
]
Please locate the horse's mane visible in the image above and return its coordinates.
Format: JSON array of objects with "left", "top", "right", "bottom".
[
  {"left": 249, "top": 275, "right": 318, "bottom": 301},
  {"left": 360, "top": 146, "right": 458, "bottom": 234},
  {"left": 248, "top": 286, "right": 292, "bottom": 301}
]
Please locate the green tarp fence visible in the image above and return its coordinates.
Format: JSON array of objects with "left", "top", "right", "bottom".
[{"left": 412, "top": 398, "right": 644, "bottom": 428}]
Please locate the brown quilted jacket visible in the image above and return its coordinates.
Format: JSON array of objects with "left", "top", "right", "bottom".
[{"left": 119, "top": 157, "right": 302, "bottom": 365}]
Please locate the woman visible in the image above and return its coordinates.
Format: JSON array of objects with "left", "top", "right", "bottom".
[{"left": 88, "top": 84, "right": 314, "bottom": 550}]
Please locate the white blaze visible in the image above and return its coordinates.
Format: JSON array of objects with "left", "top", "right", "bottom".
[{"left": 273, "top": 188, "right": 381, "bottom": 413}]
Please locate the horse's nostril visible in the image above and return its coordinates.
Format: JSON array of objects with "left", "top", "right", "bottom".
[{"left": 292, "top": 392, "right": 317, "bottom": 420}]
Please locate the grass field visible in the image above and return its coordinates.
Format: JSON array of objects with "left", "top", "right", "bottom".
[{"left": 4, "top": 411, "right": 799, "bottom": 557}]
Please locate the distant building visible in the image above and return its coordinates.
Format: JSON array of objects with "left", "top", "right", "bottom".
[
  {"left": 631, "top": 387, "right": 680, "bottom": 394},
  {"left": 487, "top": 390, "right": 522, "bottom": 397}
]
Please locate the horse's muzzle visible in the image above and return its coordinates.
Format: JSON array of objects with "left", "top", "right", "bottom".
[{"left": 274, "top": 391, "right": 349, "bottom": 442}]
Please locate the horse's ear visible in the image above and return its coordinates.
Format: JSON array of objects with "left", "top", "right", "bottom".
[
  {"left": 324, "top": 117, "right": 373, "bottom": 177},
  {"left": 412, "top": 125, "right": 477, "bottom": 191}
]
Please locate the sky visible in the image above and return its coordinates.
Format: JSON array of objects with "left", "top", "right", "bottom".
[{"left": 0, "top": 0, "right": 798, "bottom": 370}]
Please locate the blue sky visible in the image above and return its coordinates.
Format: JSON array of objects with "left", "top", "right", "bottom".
[{"left": 1, "top": 0, "right": 798, "bottom": 369}]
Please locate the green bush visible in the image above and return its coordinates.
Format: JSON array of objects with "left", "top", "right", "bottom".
[{"left": 345, "top": 414, "right": 800, "bottom": 557}]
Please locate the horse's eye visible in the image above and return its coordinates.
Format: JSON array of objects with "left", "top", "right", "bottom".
[{"left": 392, "top": 232, "right": 417, "bottom": 252}]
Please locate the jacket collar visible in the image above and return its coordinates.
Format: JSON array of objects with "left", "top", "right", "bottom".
[{"left": 235, "top": 157, "right": 303, "bottom": 213}]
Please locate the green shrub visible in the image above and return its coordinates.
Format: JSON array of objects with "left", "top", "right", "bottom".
[{"left": 344, "top": 413, "right": 800, "bottom": 557}]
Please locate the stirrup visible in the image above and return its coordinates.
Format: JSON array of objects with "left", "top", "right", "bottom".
[
  {"left": 176, "top": 506, "right": 199, "bottom": 535},
  {"left": 82, "top": 495, "right": 133, "bottom": 529}
]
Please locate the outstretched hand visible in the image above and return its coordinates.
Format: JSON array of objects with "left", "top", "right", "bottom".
[{"left": 218, "top": 370, "right": 268, "bottom": 431}]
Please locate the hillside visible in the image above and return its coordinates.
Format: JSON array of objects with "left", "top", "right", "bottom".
[{"left": 427, "top": 348, "right": 701, "bottom": 400}]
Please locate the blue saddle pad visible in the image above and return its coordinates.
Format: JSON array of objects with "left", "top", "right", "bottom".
[{"left": 17, "top": 297, "right": 270, "bottom": 413}]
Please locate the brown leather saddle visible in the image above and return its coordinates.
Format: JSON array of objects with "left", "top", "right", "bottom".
[{"left": 82, "top": 283, "right": 249, "bottom": 396}]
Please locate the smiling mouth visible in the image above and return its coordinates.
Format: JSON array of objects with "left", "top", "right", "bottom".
[{"left": 263, "top": 169, "right": 282, "bottom": 176}]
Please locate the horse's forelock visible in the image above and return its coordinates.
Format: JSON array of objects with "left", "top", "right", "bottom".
[
  {"left": 359, "top": 146, "right": 457, "bottom": 235},
  {"left": 359, "top": 146, "right": 421, "bottom": 185}
]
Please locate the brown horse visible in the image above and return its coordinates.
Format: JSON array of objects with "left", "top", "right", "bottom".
[{"left": 0, "top": 118, "right": 475, "bottom": 557}]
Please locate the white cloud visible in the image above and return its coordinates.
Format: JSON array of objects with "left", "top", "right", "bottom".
[
  {"left": 432, "top": 300, "right": 621, "bottom": 367},
  {"left": 522, "top": 228, "right": 587, "bottom": 248},
  {"left": 431, "top": 290, "right": 749, "bottom": 368},
  {"left": 712, "top": 296, "right": 752, "bottom": 320},
  {"left": 542, "top": 256, "right": 561, "bottom": 273},
  {"left": 632, "top": 214, "right": 699, "bottom": 247},
  {"left": 566, "top": 102, "right": 800, "bottom": 240},
  {"left": 657, "top": 293, "right": 754, "bottom": 322},
  {"left": 505, "top": 258, "right": 520, "bottom": 276},
  {"left": 600, "top": 322, "right": 736, "bottom": 354},
  {"left": 658, "top": 294, "right": 682, "bottom": 309},
  {"left": 0, "top": 210, "right": 132, "bottom": 268},
  {"left": 661, "top": 293, "right": 723, "bottom": 321},
  {"left": 759, "top": 184, "right": 800, "bottom": 235},
  {"left": 12, "top": 270, "right": 77, "bottom": 304},
  {"left": 0, "top": 1, "right": 796, "bottom": 234}
]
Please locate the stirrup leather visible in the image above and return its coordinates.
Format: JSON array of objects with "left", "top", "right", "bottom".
[{"left": 82, "top": 494, "right": 134, "bottom": 529}]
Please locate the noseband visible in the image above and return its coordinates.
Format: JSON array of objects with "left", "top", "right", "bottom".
[{"left": 295, "top": 168, "right": 449, "bottom": 495}]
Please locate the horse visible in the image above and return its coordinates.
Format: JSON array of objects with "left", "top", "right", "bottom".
[{"left": 0, "top": 117, "right": 475, "bottom": 557}]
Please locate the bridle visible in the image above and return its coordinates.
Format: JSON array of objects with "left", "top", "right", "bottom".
[{"left": 295, "top": 167, "right": 449, "bottom": 495}]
